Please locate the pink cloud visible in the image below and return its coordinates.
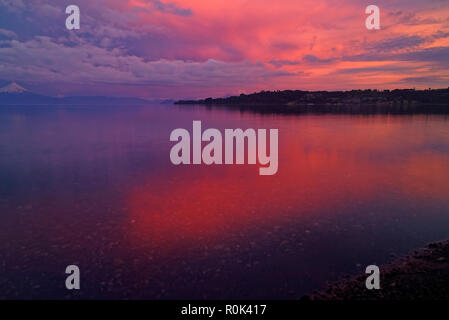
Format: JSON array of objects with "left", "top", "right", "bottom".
[{"left": 1, "top": 0, "right": 448, "bottom": 98}]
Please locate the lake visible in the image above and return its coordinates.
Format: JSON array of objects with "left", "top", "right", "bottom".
[{"left": 1, "top": 104, "right": 449, "bottom": 299}]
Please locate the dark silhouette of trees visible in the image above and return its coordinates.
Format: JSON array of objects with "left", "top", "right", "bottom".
[{"left": 176, "top": 88, "right": 449, "bottom": 107}]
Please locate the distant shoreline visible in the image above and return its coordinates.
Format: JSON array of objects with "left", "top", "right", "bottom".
[
  {"left": 309, "top": 239, "right": 449, "bottom": 300},
  {"left": 175, "top": 88, "right": 449, "bottom": 114}
]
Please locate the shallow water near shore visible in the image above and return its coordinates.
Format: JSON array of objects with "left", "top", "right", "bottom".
[{"left": 1, "top": 104, "right": 449, "bottom": 299}]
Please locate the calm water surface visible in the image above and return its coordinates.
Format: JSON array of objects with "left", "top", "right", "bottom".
[{"left": 1, "top": 104, "right": 449, "bottom": 299}]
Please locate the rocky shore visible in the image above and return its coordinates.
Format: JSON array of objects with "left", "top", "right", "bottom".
[{"left": 310, "top": 240, "right": 449, "bottom": 300}]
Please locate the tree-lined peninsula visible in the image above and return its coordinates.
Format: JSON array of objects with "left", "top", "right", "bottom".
[{"left": 176, "top": 88, "right": 449, "bottom": 107}]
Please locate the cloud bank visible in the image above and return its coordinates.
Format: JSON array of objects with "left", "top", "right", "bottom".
[{"left": 0, "top": 0, "right": 448, "bottom": 98}]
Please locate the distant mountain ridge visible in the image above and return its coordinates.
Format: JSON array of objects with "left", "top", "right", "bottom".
[
  {"left": 0, "top": 82, "right": 152, "bottom": 105},
  {"left": 0, "top": 82, "right": 28, "bottom": 93}
]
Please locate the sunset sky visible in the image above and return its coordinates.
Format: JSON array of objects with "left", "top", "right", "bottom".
[{"left": 0, "top": 0, "right": 448, "bottom": 99}]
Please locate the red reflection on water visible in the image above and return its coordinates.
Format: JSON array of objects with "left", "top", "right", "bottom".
[
  {"left": 125, "top": 116, "right": 449, "bottom": 252},
  {"left": 126, "top": 135, "right": 366, "bottom": 249},
  {"left": 402, "top": 152, "right": 449, "bottom": 199}
]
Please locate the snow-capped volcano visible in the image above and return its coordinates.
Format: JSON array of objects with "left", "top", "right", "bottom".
[
  {"left": 0, "top": 82, "right": 151, "bottom": 105},
  {"left": 0, "top": 82, "right": 28, "bottom": 94}
]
